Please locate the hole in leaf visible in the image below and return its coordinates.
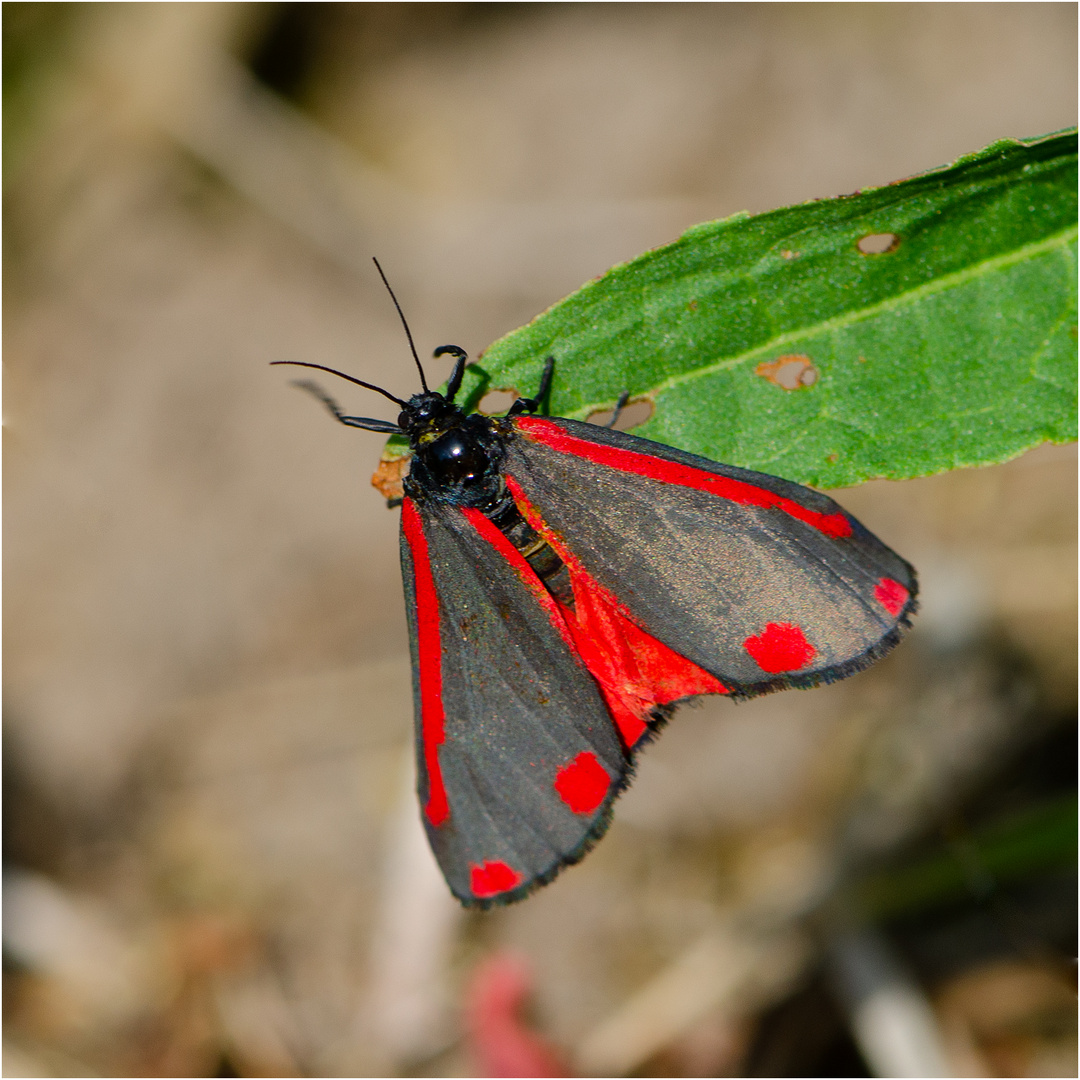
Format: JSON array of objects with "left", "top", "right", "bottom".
[
  {"left": 755, "top": 355, "right": 819, "bottom": 391},
  {"left": 586, "top": 398, "right": 654, "bottom": 430},
  {"left": 857, "top": 232, "right": 900, "bottom": 255},
  {"left": 477, "top": 389, "right": 518, "bottom": 414}
]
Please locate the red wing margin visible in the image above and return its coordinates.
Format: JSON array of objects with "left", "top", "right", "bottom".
[
  {"left": 400, "top": 498, "right": 628, "bottom": 906},
  {"left": 508, "top": 416, "right": 917, "bottom": 696}
]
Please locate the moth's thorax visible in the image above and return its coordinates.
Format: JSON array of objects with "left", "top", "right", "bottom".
[{"left": 403, "top": 403, "right": 506, "bottom": 507}]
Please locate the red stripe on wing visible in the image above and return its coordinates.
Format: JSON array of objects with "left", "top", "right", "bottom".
[
  {"left": 401, "top": 498, "right": 450, "bottom": 827},
  {"left": 504, "top": 475, "right": 729, "bottom": 751},
  {"left": 460, "top": 507, "right": 577, "bottom": 654},
  {"left": 515, "top": 416, "right": 853, "bottom": 539}
]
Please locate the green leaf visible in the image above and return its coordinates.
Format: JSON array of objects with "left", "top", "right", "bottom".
[
  {"left": 850, "top": 793, "right": 1077, "bottom": 921},
  {"left": 429, "top": 130, "right": 1077, "bottom": 488}
]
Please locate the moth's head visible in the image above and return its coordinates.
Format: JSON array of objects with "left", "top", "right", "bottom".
[{"left": 399, "top": 391, "right": 467, "bottom": 447}]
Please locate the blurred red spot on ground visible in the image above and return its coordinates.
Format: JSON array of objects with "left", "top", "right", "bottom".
[{"left": 465, "top": 952, "right": 569, "bottom": 1077}]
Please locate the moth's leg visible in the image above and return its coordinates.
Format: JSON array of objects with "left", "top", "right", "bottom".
[
  {"left": 506, "top": 356, "right": 555, "bottom": 417},
  {"left": 605, "top": 391, "right": 631, "bottom": 429},
  {"left": 433, "top": 346, "right": 468, "bottom": 402}
]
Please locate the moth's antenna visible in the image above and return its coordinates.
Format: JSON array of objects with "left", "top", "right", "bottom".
[
  {"left": 372, "top": 257, "right": 428, "bottom": 392},
  {"left": 269, "top": 361, "right": 407, "bottom": 407}
]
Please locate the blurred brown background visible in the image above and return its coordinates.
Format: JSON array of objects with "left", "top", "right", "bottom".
[{"left": 3, "top": 4, "right": 1076, "bottom": 1077}]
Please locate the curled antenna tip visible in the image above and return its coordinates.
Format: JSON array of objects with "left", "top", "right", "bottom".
[{"left": 434, "top": 344, "right": 468, "bottom": 361}]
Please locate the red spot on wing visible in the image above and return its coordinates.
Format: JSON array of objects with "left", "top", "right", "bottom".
[
  {"left": 505, "top": 476, "right": 729, "bottom": 752},
  {"left": 744, "top": 622, "right": 816, "bottom": 673},
  {"left": 554, "top": 751, "right": 610, "bottom": 814},
  {"left": 471, "top": 860, "right": 523, "bottom": 899},
  {"left": 875, "top": 577, "right": 909, "bottom": 616},
  {"left": 401, "top": 499, "right": 450, "bottom": 827},
  {"left": 516, "top": 416, "right": 852, "bottom": 539}
]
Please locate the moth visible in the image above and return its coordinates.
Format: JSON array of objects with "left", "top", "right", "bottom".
[{"left": 276, "top": 261, "right": 917, "bottom": 907}]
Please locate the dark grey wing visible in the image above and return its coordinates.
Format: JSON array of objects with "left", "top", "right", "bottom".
[
  {"left": 400, "top": 496, "right": 627, "bottom": 907},
  {"left": 505, "top": 416, "right": 917, "bottom": 696}
]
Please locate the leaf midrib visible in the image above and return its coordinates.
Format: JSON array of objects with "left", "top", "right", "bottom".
[{"left": 567, "top": 223, "right": 1079, "bottom": 419}]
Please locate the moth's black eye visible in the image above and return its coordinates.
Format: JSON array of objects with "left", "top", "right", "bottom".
[
  {"left": 427, "top": 431, "right": 489, "bottom": 484},
  {"left": 397, "top": 410, "right": 411, "bottom": 429}
]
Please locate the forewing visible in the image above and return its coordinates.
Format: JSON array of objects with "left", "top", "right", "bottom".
[
  {"left": 506, "top": 416, "right": 917, "bottom": 695},
  {"left": 400, "top": 497, "right": 627, "bottom": 906}
]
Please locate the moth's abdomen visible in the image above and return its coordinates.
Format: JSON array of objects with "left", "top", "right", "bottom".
[{"left": 486, "top": 495, "right": 575, "bottom": 609}]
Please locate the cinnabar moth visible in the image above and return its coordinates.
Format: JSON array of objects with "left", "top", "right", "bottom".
[{"left": 275, "top": 261, "right": 917, "bottom": 908}]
